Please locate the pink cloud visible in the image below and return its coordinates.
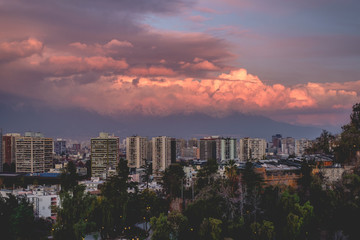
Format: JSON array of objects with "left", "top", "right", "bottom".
[
  {"left": 48, "top": 55, "right": 128, "bottom": 74},
  {"left": 0, "top": 38, "right": 43, "bottom": 61},
  {"left": 128, "top": 66, "right": 176, "bottom": 76},
  {"left": 181, "top": 58, "right": 219, "bottom": 71}
]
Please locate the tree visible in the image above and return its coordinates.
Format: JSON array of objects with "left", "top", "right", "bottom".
[
  {"left": 199, "top": 217, "right": 222, "bottom": 240},
  {"left": 307, "top": 130, "right": 334, "bottom": 155},
  {"left": 225, "top": 160, "right": 239, "bottom": 195},
  {"left": 150, "top": 213, "right": 171, "bottom": 240},
  {"left": 196, "top": 159, "right": 218, "bottom": 191},
  {"left": 60, "top": 161, "right": 79, "bottom": 192},
  {"left": 162, "top": 164, "right": 185, "bottom": 199},
  {"left": 334, "top": 103, "right": 360, "bottom": 163},
  {"left": 250, "top": 220, "right": 275, "bottom": 240},
  {"left": 141, "top": 161, "right": 152, "bottom": 189},
  {"left": 53, "top": 185, "right": 96, "bottom": 240}
]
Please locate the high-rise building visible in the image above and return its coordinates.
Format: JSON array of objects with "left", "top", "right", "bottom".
[
  {"left": 126, "top": 136, "right": 148, "bottom": 169},
  {"left": 54, "top": 139, "right": 67, "bottom": 156},
  {"left": 15, "top": 133, "right": 54, "bottom": 173},
  {"left": 199, "top": 137, "right": 217, "bottom": 160},
  {"left": 2, "top": 133, "right": 20, "bottom": 167},
  {"left": 271, "top": 134, "right": 282, "bottom": 154},
  {"left": 91, "top": 132, "right": 119, "bottom": 179},
  {"left": 239, "top": 138, "right": 267, "bottom": 161},
  {"left": 295, "top": 139, "right": 312, "bottom": 156},
  {"left": 0, "top": 128, "right": 2, "bottom": 172},
  {"left": 220, "top": 137, "right": 237, "bottom": 161},
  {"left": 152, "top": 136, "right": 176, "bottom": 176},
  {"left": 176, "top": 138, "right": 187, "bottom": 159},
  {"left": 281, "top": 137, "right": 295, "bottom": 155}
]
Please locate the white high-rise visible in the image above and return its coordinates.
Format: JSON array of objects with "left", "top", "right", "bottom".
[
  {"left": 152, "top": 136, "right": 175, "bottom": 176},
  {"left": 126, "top": 136, "right": 148, "bottom": 169},
  {"left": 239, "top": 138, "right": 266, "bottom": 161}
]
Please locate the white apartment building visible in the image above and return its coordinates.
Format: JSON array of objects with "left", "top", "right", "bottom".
[
  {"left": 126, "top": 136, "right": 148, "bottom": 169},
  {"left": 239, "top": 138, "right": 267, "bottom": 161}
]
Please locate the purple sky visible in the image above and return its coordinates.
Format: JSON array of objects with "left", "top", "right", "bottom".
[{"left": 0, "top": 0, "right": 359, "bottom": 135}]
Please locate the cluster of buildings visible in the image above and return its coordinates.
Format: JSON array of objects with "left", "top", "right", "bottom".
[
  {"left": 0, "top": 130, "right": 315, "bottom": 179},
  {"left": 0, "top": 129, "right": 347, "bottom": 220}
]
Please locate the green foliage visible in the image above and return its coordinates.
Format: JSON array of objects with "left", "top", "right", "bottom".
[
  {"left": 60, "top": 160, "right": 79, "bottom": 192},
  {"left": 150, "top": 213, "right": 171, "bottom": 240},
  {"left": 53, "top": 185, "right": 96, "bottom": 240},
  {"left": 0, "top": 194, "right": 51, "bottom": 240},
  {"left": 307, "top": 130, "right": 334, "bottom": 155},
  {"left": 199, "top": 217, "right": 222, "bottom": 240},
  {"left": 196, "top": 159, "right": 218, "bottom": 190},
  {"left": 162, "top": 164, "right": 185, "bottom": 199},
  {"left": 250, "top": 220, "right": 275, "bottom": 240}
]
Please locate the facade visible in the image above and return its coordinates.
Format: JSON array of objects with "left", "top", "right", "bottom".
[
  {"left": 2, "top": 133, "right": 20, "bottom": 166},
  {"left": 126, "top": 136, "right": 148, "bottom": 169},
  {"left": 220, "top": 137, "right": 237, "bottom": 161},
  {"left": 199, "top": 137, "right": 217, "bottom": 161},
  {"left": 15, "top": 134, "right": 54, "bottom": 173},
  {"left": 152, "top": 136, "right": 176, "bottom": 176},
  {"left": 91, "top": 132, "right": 119, "bottom": 179},
  {"left": 0, "top": 128, "right": 2, "bottom": 171},
  {"left": 295, "top": 139, "right": 312, "bottom": 156},
  {"left": 281, "top": 137, "right": 295, "bottom": 155},
  {"left": 54, "top": 139, "right": 67, "bottom": 155},
  {"left": 239, "top": 138, "right": 266, "bottom": 161}
]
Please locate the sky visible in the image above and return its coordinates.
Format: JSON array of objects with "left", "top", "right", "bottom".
[{"left": 0, "top": 0, "right": 360, "bottom": 137}]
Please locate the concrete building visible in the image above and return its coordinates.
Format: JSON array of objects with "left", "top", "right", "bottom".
[
  {"left": 281, "top": 137, "right": 295, "bottom": 155},
  {"left": 15, "top": 134, "right": 54, "bottom": 173},
  {"left": 152, "top": 136, "right": 176, "bottom": 176},
  {"left": 54, "top": 139, "right": 67, "bottom": 156},
  {"left": 199, "top": 137, "right": 217, "bottom": 161},
  {"left": 239, "top": 138, "right": 266, "bottom": 161},
  {"left": 91, "top": 132, "right": 119, "bottom": 179},
  {"left": 295, "top": 139, "right": 312, "bottom": 156},
  {"left": 2, "top": 133, "right": 20, "bottom": 167},
  {"left": 220, "top": 137, "right": 237, "bottom": 161},
  {"left": 0, "top": 128, "right": 2, "bottom": 171},
  {"left": 126, "top": 136, "right": 148, "bottom": 169}
]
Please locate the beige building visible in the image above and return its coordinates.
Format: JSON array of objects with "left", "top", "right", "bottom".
[
  {"left": 126, "top": 136, "right": 148, "bottom": 169},
  {"left": 239, "top": 138, "right": 266, "bottom": 161},
  {"left": 295, "top": 139, "right": 313, "bottom": 156},
  {"left": 91, "top": 132, "right": 119, "bottom": 179},
  {"left": 152, "top": 136, "right": 175, "bottom": 176},
  {"left": 15, "top": 134, "right": 53, "bottom": 173}
]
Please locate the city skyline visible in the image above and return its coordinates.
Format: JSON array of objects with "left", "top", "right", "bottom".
[{"left": 1, "top": 0, "right": 359, "bottom": 139}]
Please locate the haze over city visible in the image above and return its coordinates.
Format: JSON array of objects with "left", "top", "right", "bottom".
[{"left": 1, "top": 0, "right": 359, "bottom": 139}]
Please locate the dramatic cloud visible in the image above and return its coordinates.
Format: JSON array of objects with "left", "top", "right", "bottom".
[
  {"left": 0, "top": 0, "right": 359, "bottom": 130},
  {"left": 0, "top": 38, "right": 43, "bottom": 62}
]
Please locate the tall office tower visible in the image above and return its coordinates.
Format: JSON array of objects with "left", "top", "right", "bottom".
[
  {"left": 2, "top": 133, "right": 20, "bottom": 167},
  {"left": 91, "top": 132, "right": 119, "bottom": 179},
  {"left": 15, "top": 133, "right": 54, "bottom": 173},
  {"left": 295, "top": 139, "right": 312, "bottom": 156},
  {"left": 220, "top": 137, "right": 237, "bottom": 161},
  {"left": 239, "top": 138, "right": 267, "bottom": 161},
  {"left": 0, "top": 128, "right": 2, "bottom": 172},
  {"left": 152, "top": 136, "right": 176, "bottom": 176},
  {"left": 281, "top": 137, "right": 295, "bottom": 155},
  {"left": 199, "top": 137, "right": 218, "bottom": 161},
  {"left": 188, "top": 138, "right": 199, "bottom": 148},
  {"left": 147, "top": 141, "right": 153, "bottom": 162},
  {"left": 126, "top": 136, "right": 148, "bottom": 169},
  {"left": 54, "top": 139, "right": 67, "bottom": 155},
  {"left": 176, "top": 138, "right": 187, "bottom": 159}
]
